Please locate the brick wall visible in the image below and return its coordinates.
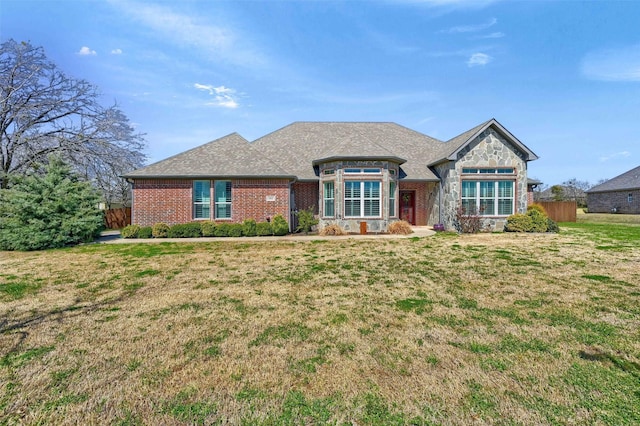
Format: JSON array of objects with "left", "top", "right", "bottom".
[
  {"left": 234, "top": 179, "right": 290, "bottom": 223},
  {"left": 132, "top": 179, "right": 193, "bottom": 226},
  {"left": 587, "top": 190, "right": 640, "bottom": 214},
  {"left": 132, "top": 178, "right": 291, "bottom": 226},
  {"left": 292, "top": 181, "right": 319, "bottom": 214}
]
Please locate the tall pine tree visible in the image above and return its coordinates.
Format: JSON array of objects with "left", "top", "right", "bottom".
[{"left": 0, "top": 156, "right": 104, "bottom": 250}]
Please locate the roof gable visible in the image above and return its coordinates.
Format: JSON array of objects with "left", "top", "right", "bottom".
[
  {"left": 430, "top": 118, "right": 538, "bottom": 165},
  {"left": 586, "top": 165, "right": 640, "bottom": 193},
  {"left": 123, "top": 133, "right": 293, "bottom": 179}
]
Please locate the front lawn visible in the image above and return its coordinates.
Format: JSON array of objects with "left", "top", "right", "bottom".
[{"left": 1, "top": 223, "right": 638, "bottom": 424}]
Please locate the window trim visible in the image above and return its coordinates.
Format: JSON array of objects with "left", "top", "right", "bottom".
[
  {"left": 214, "top": 180, "right": 232, "bottom": 220},
  {"left": 344, "top": 180, "right": 382, "bottom": 218}
]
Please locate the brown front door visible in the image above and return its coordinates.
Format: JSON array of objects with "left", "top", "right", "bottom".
[{"left": 400, "top": 191, "right": 416, "bottom": 225}]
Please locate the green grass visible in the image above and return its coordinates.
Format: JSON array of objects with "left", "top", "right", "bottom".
[{"left": 1, "top": 221, "right": 639, "bottom": 424}]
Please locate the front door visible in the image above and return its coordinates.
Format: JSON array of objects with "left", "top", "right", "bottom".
[{"left": 400, "top": 191, "right": 416, "bottom": 225}]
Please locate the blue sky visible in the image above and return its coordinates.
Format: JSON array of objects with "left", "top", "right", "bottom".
[{"left": 2, "top": 0, "right": 639, "bottom": 186}]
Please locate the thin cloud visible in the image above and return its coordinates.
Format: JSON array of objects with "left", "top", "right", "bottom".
[
  {"left": 441, "top": 17, "right": 497, "bottom": 34},
  {"left": 194, "top": 83, "right": 239, "bottom": 108},
  {"left": 474, "top": 31, "right": 505, "bottom": 39},
  {"left": 111, "top": 48, "right": 123, "bottom": 55},
  {"left": 581, "top": 44, "right": 640, "bottom": 82},
  {"left": 109, "top": 0, "right": 265, "bottom": 68},
  {"left": 78, "top": 46, "right": 97, "bottom": 56},
  {"left": 467, "top": 52, "right": 492, "bottom": 67},
  {"left": 599, "top": 151, "right": 631, "bottom": 162}
]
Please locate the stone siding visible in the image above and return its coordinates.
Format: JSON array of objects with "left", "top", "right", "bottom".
[
  {"left": 436, "top": 128, "right": 529, "bottom": 231},
  {"left": 587, "top": 190, "right": 640, "bottom": 214}
]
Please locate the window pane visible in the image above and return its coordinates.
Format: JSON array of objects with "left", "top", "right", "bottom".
[
  {"left": 498, "top": 181, "right": 513, "bottom": 197},
  {"left": 215, "top": 205, "right": 231, "bottom": 219},
  {"left": 479, "top": 199, "right": 495, "bottom": 215},
  {"left": 479, "top": 181, "right": 494, "bottom": 197},
  {"left": 461, "top": 199, "right": 476, "bottom": 214},
  {"left": 345, "top": 200, "right": 359, "bottom": 217},
  {"left": 363, "top": 168, "right": 381, "bottom": 174},
  {"left": 364, "top": 181, "right": 380, "bottom": 198},
  {"left": 498, "top": 199, "right": 513, "bottom": 215},
  {"left": 364, "top": 199, "right": 380, "bottom": 217},
  {"left": 344, "top": 168, "right": 360, "bottom": 174},
  {"left": 462, "top": 181, "right": 476, "bottom": 198}
]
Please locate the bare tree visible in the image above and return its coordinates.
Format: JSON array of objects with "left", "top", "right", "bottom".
[
  {"left": 0, "top": 39, "right": 145, "bottom": 198},
  {"left": 562, "top": 178, "right": 591, "bottom": 206}
]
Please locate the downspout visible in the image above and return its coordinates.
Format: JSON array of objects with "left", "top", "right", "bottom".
[
  {"left": 127, "top": 178, "right": 134, "bottom": 226},
  {"left": 288, "top": 178, "right": 297, "bottom": 233}
]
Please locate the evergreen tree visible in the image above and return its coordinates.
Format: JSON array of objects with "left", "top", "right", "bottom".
[{"left": 0, "top": 157, "right": 104, "bottom": 251}]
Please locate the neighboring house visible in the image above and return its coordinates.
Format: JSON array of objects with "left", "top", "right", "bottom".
[
  {"left": 123, "top": 118, "right": 538, "bottom": 232},
  {"left": 586, "top": 165, "right": 640, "bottom": 214}
]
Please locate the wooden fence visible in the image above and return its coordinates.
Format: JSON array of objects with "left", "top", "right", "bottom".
[
  {"left": 536, "top": 201, "right": 577, "bottom": 222},
  {"left": 104, "top": 208, "right": 131, "bottom": 229}
]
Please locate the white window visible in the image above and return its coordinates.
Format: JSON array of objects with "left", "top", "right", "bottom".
[
  {"left": 389, "top": 181, "right": 397, "bottom": 217},
  {"left": 345, "top": 181, "right": 381, "bottom": 217},
  {"left": 462, "top": 181, "right": 514, "bottom": 216},
  {"left": 344, "top": 168, "right": 381, "bottom": 174},
  {"left": 193, "top": 180, "right": 210, "bottom": 219},
  {"left": 214, "top": 181, "right": 232, "bottom": 219},
  {"left": 324, "top": 181, "right": 335, "bottom": 217}
]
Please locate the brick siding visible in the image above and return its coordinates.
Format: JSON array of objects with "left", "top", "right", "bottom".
[
  {"left": 398, "top": 181, "right": 437, "bottom": 226},
  {"left": 132, "top": 178, "right": 291, "bottom": 226},
  {"left": 292, "top": 181, "right": 319, "bottom": 214},
  {"left": 587, "top": 190, "right": 640, "bottom": 214}
]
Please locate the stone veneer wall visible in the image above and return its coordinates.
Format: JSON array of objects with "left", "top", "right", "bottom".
[
  {"left": 434, "top": 128, "right": 529, "bottom": 231},
  {"left": 587, "top": 190, "right": 640, "bottom": 214}
]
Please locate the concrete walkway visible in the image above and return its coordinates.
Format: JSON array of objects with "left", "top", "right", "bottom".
[{"left": 98, "top": 226, "right": 436, "bottom": 244}]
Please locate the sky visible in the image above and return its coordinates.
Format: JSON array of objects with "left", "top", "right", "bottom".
[{"left": 2, "top": 0, "right": 640, "bottom": 187}]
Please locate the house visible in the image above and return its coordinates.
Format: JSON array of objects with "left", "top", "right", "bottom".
[
  {"left": 123, "top": 118, "right": 538, "bottom": 232},
  {"left": 586, "top": 165, "right": 640, "bottom": 214}
]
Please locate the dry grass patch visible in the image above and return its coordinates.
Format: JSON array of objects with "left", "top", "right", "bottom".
[{"left": 1, "top": 224, "right": 639, "bottom": 424}]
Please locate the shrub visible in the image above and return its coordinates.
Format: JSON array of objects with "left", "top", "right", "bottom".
[
  {"left": 152, "top": 223, "right": 169, "bottom": 238},
  {"left": 167, "top": 222, "right": 202, "bottom": 238},
  {"left": 388, "top": 220, "right": 413, "bottom": 235},
  {"left": 242, "top": 219, "right": 257, "bottom": 237},
  {"left": 200, "top": 221, "right": 217, "bottom": 237},
  {"left": 138, "top": 226, "right": 153, "bottom": 239},
  {"left": 214, "top": 223, "right": 231, "bottom": 237},
  {"left": 527, "top": 203, "right": 548, "bottom": 215},
  {"left": 271, "top": 215, "right": 289, "bottom": 236},
  {"left": 121, "top": 225, "right": 140, "bottom": 239},
  {"left": 295, "top": 207, "right": 318, "bottom": 234},
  {"left": 528, "top": 209, "right": 548, "bottom": 232},
  {"left": 227, "top": 223, "right": 244, "bottom": 237},
  {"left": 256, "top": 222, "right": 273, "bottom": 236},
  {"left": 319, "top": 224, "right": 347, "bottom": 236},
  {"left": 546, "top": 217, "right": 559, "bottom": 233},
  {"left": 504, "top": 214, "right": 533, "bottom": 232},
  {"left": 454, "top": 207, "right": 483, "bottom": 234},
  {"left": 0, "top": 156, "right": 104, "bottom": 250}
]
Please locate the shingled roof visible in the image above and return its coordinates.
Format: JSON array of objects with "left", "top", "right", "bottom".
[
  {"left": 123, "top": 133, "right": 293, "bottom": 179},
  {"left": 251, "top": 122, "right": 444, "bottom": 180},
  {"left": 586, "top": 165, "right": 640, "bottom": 193},
  {"left": 125, "top": 120, "right": 537, "bottom": 182}
]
